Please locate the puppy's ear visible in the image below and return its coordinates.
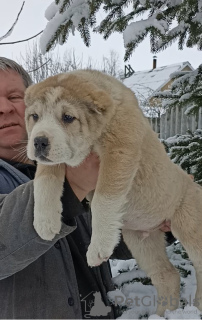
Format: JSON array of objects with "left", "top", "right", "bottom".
[
  {"left": 85, "top": 89, "right": 113, "bottom": 115},
  {"left": 24, "top": 84, "right": 36, "bottom": 107}
]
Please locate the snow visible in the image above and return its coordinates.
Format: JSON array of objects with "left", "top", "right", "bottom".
[
  {"left": 0, "top": 28, "right": 14, "bottom": 42},
  {"left": 111, "top": 0, "right": 124, "bottom": 4},
  {"left": 171, "top": 68, "right": 198, "bottom": 91},
  {"left": 40, "top": 0, "right": 90, "bottom": 54},
  {"left": 167, "top": 22, "right": 190, "bottom": 38},
  {"left": 139, "top": 0, "right": 147, "bottom": 5},
  {"left": 179, "top": 93, "right": 192, "bottom": 102},
  {"left": 113, "top": 267, "right": 148, "bottom": 287},
  {"left": 194, "top": 0, "right": 202, "bottom": 22},
  {"left": 45, "top": 2, "right": 58, "bottom": 21},
  {"left": 184, "top": 105, "right": 196, "bottom": 115},
  {"left": 110, "top": 259, "right": 137, "bottom": 278},
  {"left": 167, "top": 0, "right": 183, "bottom": 7},
  {"left": 109, "top": 242, "right": 201, "bottom": 319},
  {"left": 123, "top": 14, "right": 168, "bottom": 47}
]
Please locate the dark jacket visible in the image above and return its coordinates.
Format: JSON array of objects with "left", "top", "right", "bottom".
[{"left": 0, "top": 159, "right": 132, "bottom": 319}]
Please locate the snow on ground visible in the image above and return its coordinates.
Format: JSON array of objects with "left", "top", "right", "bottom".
[{"left": 109, "top": 242, "right": 201, "bottom": 319}]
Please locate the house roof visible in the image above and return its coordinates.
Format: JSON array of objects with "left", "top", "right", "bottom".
[{"left": 123, "top": 61, "right": 194, "bottom": 106}]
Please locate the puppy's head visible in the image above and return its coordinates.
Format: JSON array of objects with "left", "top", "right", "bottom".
[{"left": 24, "top": 72, "right": 114, "bottom": 166}]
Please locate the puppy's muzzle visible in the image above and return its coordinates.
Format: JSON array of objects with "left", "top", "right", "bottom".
[{"left": 34, "top": 136, "right": 50, "bottom": 158}]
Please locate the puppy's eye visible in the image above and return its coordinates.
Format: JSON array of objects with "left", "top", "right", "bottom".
[
  {"left": 30, "top": 114, "right": 39, "bottom": 121},
  {"left": 62, "top": 114, "right": 75, "bottom": 123}
]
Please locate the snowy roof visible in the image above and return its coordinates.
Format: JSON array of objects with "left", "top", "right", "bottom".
[{"left": 123, "top": 61, "right": 194, "bottom": 106}]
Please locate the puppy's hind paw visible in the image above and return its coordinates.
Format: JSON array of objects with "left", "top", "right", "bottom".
[{"left": 86, "top": 243, "right": 111, "bottom": 267}]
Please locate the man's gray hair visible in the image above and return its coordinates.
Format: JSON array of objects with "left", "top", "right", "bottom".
[{"left": 0, "top": 57, "right": 33, "bottom": 88}]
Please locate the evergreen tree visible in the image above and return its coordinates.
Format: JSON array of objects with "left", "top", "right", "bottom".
[
  {"left": 154, "top": 64, "right": 202, "bottom": 115},
  {"left": 162, "top": 129, "right": 202, "bottom": 185},
  {"left": 156, "top": 64, "right": 202, "bottom": 182}
]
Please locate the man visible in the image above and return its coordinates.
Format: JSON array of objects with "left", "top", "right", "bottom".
[
  {"left": 0, "top": 57, "right": 135, "bottom": 319},
  {"left": 0, "top": 57, "right": 174, "bottom": 319}
]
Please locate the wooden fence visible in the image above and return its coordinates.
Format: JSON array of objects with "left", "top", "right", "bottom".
[{"left": 149, "top": 106, "right": 202, "bottom": 139}]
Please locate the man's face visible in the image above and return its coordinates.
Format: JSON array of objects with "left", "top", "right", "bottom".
[{"left": 0, "top": 69, "right": 27, "bottom": 159}]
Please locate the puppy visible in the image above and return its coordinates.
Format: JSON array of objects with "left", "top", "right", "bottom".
[{"left": 24, "top": 70, "right": 202, "bottom": 316}]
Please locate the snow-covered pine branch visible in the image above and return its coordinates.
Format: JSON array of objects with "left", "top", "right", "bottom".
[
  {"left": 154, "top": 64, "right": 202, "bottom": 114},
  {"left": 40, "top": 0, "right": 92, "bottom": 53},
  {"left": 41, "top": 0, "right": 202, "bottom": 61}
]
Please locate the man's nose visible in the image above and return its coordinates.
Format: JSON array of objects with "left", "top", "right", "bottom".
[{"left": 0, "top": 97, "right": 15, "bottom": 115}]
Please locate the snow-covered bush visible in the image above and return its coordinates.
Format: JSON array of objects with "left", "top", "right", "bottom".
[{"left": 109, "top": 242, "right": 201, "bottom": 319}]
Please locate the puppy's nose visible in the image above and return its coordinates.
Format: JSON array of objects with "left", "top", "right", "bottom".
[{"left": 34, "top": 136, "right": 49, "bottom": 151}]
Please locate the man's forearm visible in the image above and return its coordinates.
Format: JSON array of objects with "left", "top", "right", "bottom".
[{"left": 0, "top": 181, "right": 76, "bottom": 279}]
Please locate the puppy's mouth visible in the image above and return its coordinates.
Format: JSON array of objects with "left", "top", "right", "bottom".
[{"left": 37, "top": 155, "right": 52, "bottom": 163}]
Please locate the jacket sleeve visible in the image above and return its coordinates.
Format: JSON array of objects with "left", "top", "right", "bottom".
[{"left": 0, "top": 180, "right": 85, "bottom": 280}]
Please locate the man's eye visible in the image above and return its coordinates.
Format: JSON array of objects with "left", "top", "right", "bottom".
[
  {"left": 62, "top": 114, "right": 75, "bottom": 123},
  {"left": 9, "top": 96, "right": 22, "bottom": 100},
  {"left": 30, "top": 114, "right": 39, "bottom": 121}
]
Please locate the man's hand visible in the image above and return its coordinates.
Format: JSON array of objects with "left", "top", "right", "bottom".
[
  {"left": 159, "top": 220, "right": 171, "bottom": 232},
  {"left": 65, "top": 152, "right": 100, "bottom": 201}
]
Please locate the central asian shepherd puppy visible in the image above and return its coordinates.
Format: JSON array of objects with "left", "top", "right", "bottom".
[{"left": 24, "top": 70, "right": 202, "bottom": 316}]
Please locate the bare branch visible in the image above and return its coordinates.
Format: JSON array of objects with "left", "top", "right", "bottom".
[
  {"left": 19, "top": 42, "right": 123, "bottom": 84},
  {"left": 0, "top": 30, "right": 43, "bottom": 45},
  {"left": 28, "top": 58, "right": 51, "bottom": 73},
  {"left": 0, "top": 1, "right": 25, "bottom": 42}
]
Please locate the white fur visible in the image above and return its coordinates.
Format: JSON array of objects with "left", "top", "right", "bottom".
[{"left": 33, "top": 173, "right": 63, "bottom": 240}]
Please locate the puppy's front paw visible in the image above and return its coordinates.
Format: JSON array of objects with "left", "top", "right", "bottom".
[
  {"left": 34, "top": 202, "right": 62, "bottom": 241},
  {"left": 34, "top": 215, "right": 61, "bottom": 241},
  {"left": 86, "top": 242, "right": 112, "bottom": 267}
]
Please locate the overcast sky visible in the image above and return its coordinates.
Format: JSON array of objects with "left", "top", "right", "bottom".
[{"left": 0, "top": 0, "right": 201, "bottom": 72}]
